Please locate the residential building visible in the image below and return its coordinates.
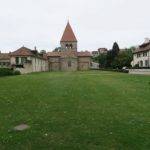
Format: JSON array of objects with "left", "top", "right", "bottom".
[
  {"left": 132, "top": 39, "right": 150, "bottom": 67},
  {"left": 92, "top": 51, "right": 99, "bottom": 57},
  {"left": 98, "top": 48, "right": 108, "bottom": 54},
  {"left": 10, "top": 47, "right": 49, "bottom": 74},
  {"left": 0, "top": 52, "right": 10, "bottom": 68}
]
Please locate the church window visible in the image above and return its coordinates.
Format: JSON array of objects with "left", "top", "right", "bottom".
[{"left": 69, "top": 44, "right": 73, "bottom": 49}]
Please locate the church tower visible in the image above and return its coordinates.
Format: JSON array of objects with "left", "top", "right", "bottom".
[{"left": 60, "top": 22, "right": 77, "bottom": 51}]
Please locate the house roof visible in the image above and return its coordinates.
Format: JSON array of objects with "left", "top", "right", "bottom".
[
  {"left": 77, "top": 51, "right": 92, "bottom": 57},
  {"left": 134, "top": 42, "right": 150, "bottom": 53},
  {"left": 11, "top": 46, "right": 47, "bottom": 60},
  {"left": 11, "top": 47, "right": 34, "bottom": 56},
  {"left": 0, "top": 53, "right": 10, "bottom": 60},
  {"left": 47, "top": 50, "right": 91, "bottom": 58},
  {"left": 61, "top": 22, "right": 77, "bottom": 42}
]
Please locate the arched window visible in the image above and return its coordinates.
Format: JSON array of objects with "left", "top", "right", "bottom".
[
  {"left": 66, "top": 44, "right": 69, "bottom": 49},
  {"left": 69, "top": 44, "right": 73, "bottom": 49}
]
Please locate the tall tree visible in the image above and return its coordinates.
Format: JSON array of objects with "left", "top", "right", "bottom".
[{"left": 112, "top": 42, "right": 120, "bottom": 58}]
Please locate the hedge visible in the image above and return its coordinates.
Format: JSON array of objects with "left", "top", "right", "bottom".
[
  {"left": 0, "top": 68, "right": 21, "bottom": 77},
  {"left": 100, "top": 68, "right": 129, "bottom": 73}
]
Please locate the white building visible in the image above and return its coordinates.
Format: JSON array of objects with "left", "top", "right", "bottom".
[
  {"left": 132, "top": 39, "right": 150, "bottom": 68},
  {"left": 10, "top": 47, "right": 49, "bottom": 74}
]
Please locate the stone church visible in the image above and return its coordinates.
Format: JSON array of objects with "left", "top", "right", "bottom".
[
  {"left": 0, "top": 22, "right": 91, "bottom": 73},
  {"left": 47, "top": 22, "right": 91, "bottom": 71}
]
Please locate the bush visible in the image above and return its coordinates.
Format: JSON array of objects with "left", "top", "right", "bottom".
[
  {"left": 99, "top": 68, "right": 129, "bottom": 73},
  {"left": 0, "top": 68, "right": 13, "bottom": 76},
  {"left": 0, "top": 68, "right": 21, "bottom": 77},
  {"left": 13, "top": 70, "right": 21, "bottom": 75}
]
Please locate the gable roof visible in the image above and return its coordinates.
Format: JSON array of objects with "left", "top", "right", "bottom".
[
  {"left": 10, "top": 46, "right": 47, "bottom": 60},
  {"left": 0, "top": 53, "right": 10, "bottom": 60},
  {"left": 134, "top": 41, "right": 150, "bottom": 53},
  {"left": 11, "top": 47, "right": 34, "bottom": 56},
  {"left": 47, "top": 50, "right": 91, "bottom": 57},
  {"left": 61, "top": 22, "right": 77, "bottom": 42},
  {"left": 77, "top": 51, "right": 92, "bottom": 57}
]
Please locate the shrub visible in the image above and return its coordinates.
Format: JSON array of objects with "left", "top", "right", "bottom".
[
  {"left": 0, "top": 68, "right": 13, "bottom": 76},
  {"left": 0, "top": 68, "right": 21, "bottom": 77},
  {"left": 99, "top": 68, "right": 129, "bottom": 73},
  {"left": 13, "top": 70, "right": 21, "bottom": 75}
]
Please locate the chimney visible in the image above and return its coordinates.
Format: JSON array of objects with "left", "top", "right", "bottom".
[{"left": 34, "top": 46, "right": 37, "bottom": 51}]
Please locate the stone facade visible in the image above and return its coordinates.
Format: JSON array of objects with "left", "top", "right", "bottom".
[
  {"left": 60, "top": 41, "right": 77, "bottom": 51},
  {"left": 0, "top": 22, "right": 91, "bottom": 73},
  {"left": 47, "top": 22, "right": 91, "bottom": 71}
]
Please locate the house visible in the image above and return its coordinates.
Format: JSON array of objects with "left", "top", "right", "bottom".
[
  {"left": 92, "top": 51, "right": 99, "bottom": 57},
  {"left": 10, "top": 47, "right": 49, "bottom": 74},
  {"left": 0, "top": 52, "right": 10, "bottom": 68},
  {"left": 0, "top": 22, "right": 91, "bottom": 73},
  {"left": 92, "top": 48, "right": 108, "bottom": 57},
  {"left": 132, "top": 39, "right": 150, "bottom": 68},
  {"left": 98, "top": 48, "right": 108, "bottom": 54},
  {"left": 47, "top": 22, "right": 91, "bottom": 71}
]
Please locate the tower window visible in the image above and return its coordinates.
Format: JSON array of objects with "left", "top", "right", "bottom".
[
  {"left": 66, "top": 44, "right": 69, "bottom": 49},
  {"left": 69, "top": 44, "right": 73, "bottom": 49}
]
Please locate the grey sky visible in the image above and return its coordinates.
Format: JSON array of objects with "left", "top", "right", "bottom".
[{"left": 0, "top": 0, "right": 150, "bottom": 52}]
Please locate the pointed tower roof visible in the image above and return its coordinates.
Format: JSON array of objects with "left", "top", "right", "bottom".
[{"left": 61, "top": 22, "right": 77, "bottom": 42}]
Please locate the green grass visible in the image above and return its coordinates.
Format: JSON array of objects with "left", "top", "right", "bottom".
[{"left": 0, "top": 71, "right": 150, "bottom": 150}]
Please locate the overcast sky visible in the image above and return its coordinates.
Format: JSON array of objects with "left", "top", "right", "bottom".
[{"left": 0, "top": 0, "right": 150, "bottom": 52}]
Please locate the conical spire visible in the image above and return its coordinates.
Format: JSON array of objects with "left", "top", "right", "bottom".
[{"left": 61, "top": 22, "right": 77, "bottom": 42}]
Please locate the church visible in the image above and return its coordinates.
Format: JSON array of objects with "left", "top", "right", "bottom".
[
  {"left": 0, "top": 22, "right": 91, "bottom": 73},
  {"left": 47, "top": 22, "right": 91, "bottom": 71}
]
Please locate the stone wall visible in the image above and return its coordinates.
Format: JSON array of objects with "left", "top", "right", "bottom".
[
  {"left": 129, "top": 69, "right": 150, "bottom": 75},
  {"left": 78, "top": 57, "right": 91, "bottom": 70},
  {"left": 60, "top": 41, "right": 77, "bottom": 51},
  {"left": 61, "top": 58, "right": 78, "bottom": 71},
  {"left": 49, "top": 57, "right": 60, "bottom": 71}
]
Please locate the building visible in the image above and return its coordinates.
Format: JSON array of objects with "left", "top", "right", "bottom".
[
  {"left": 92, "top": 48, "right": 108, "bottom": 57},
  {"left": 98, "top": 48, "right": 108, "bottom": 54},
  {"left": 47, "top": 22, "right": 91, "bottom": 71},
  {"left": 92, "top": 51, "right": 99, "bottom": 57},
  {"left": 0, "top": 22, "right": 91, "bottom": 73},
  {"left": 10, "top": 47, "right": 48, "bottom": 74},
  {"left": 132, "top": 39, "right": 150, "bottom": 68},
  {"left": 0, "top": 52, "right": 10, "bottom": 68}
]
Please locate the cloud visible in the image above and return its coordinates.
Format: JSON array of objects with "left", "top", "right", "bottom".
[{"left": 0, "top": 0, "right": 150, "bottom": 52}]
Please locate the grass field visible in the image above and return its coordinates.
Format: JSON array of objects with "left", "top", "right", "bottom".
[{"left": 0, "top": 71, "right": 150, "bottom": 150}]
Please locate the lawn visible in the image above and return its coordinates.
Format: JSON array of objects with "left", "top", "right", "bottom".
[{"left": 0, "top": 71, "right": 150, "bottom": 150}]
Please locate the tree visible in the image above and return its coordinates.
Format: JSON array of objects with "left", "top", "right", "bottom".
[
  {"left": 98, "top": 54, "right": 107, "bottom": 68},
  {"left": 53, "top": 47, "right": 62, "bottom": 52},
  {"left": 112, "top": 42, "right": 120, "bottom": 58},
  {"left": 111, "top": 49, "right": 133, "bottom": 69}
]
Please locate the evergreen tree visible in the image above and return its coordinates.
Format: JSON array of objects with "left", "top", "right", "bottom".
[{"left": 112, "top": 42, "right": 120, "bottom": 58}]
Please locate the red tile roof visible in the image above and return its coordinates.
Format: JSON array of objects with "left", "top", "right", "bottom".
[
  {"left": 61, "top": 22, "right": 77, "bottom": 42},
  {"left": 0, "top": 53, "right": 10, "bottom": 60},
  {"left": 11, "top": 47, "right": 34, "bottom": 56},
  {"left": 47, "top": 50, "right": 91, "bottom": 57},
  {"left": 77, "top": 51, "right": 92, "bottom": 57},
  {"left": 134, "top": 42, "right": 150, "bottom": 53},
  {"left": 11, "top": 46, "right": 47, "bottom": 60}
]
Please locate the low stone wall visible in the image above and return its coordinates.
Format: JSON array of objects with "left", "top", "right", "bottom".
[{"left": 129, "top": 69, "right": 150, "bottom": 75}]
